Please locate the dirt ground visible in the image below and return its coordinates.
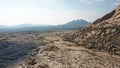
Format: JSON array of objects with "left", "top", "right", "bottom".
[
  {"left": 7, "top": 32, "right": 120, "bottom": 68},
  {"left": 0, "top": 32, "right": 119, "bottom": 68}
]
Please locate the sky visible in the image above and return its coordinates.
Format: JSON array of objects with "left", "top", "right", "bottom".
[{"left": 0, "top": 0, "right": 119, "bottom": 26}]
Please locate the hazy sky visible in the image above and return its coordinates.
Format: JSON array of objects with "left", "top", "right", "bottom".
[{"left": 0, "top": 0, "right": 119, "bottom": 26}]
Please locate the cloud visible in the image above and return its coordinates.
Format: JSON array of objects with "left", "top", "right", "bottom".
[
  {"left": 39, "top": 0, "right": 57, "bottom": 2},
  {"left": 0, "top": 8, "right": 52, "bottom": 26},
  {"left": 80, "top": 0, "right": 103, "bottom": 2},
  {"left": 0, "top": 7, "right": 101, "bottom": 26},
  {"left": 114, "top": 0, "right": 120, "bottom": 6},
  {"left": 19, "top": 8, "right": 50, "bottom": 13},
  {"left": 80, "top": 0, "right": 103, "bottom": 4}
]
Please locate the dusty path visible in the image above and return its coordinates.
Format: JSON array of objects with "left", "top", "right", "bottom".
[{"left": 15, "top": 32, "right": 120, "bottom": 68}]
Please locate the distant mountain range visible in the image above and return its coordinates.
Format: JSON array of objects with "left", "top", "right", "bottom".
[
  {"left": 0, "top": 24, "right": 46, "bottom": 28},
  {"left": 0, "top": 19, "right": 89, "bottom": 32},
  {"left": 0, "top": 25, "right": 6, "bottom": 28}
]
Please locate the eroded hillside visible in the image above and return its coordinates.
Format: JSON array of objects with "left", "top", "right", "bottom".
[{"left": 63, "top": 6, "right": 120, "bottom": 55}]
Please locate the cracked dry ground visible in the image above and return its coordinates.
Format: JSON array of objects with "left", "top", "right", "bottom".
[{"left": 15, "top": 33, "right": 120, "bottom": 68}]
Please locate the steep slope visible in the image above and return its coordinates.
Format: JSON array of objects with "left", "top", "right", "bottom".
[{"left": 63, "top": 6, "right": 120, "bottom": 55}]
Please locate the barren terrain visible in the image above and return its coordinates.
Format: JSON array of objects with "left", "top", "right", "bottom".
[{"left": 0, "top": 32, "right": 118, "bottom": 68}]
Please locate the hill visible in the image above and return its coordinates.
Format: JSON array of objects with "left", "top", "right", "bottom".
[
  {"left": 0, "top": 19, "right": 89, "bottom": 33},
  {"left": 60, "top": 19, "right": 89, "bottom": 29},
  {"left": 63, "top": 6, "right": 120, "bottom": 55}
]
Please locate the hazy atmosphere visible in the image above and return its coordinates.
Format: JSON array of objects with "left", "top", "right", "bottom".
[
  {"left": 0, "top": 0, "right": 119, "bottom": 26},
  {"left": 0, "top": 0, "right": 120, "bottom": 68}
]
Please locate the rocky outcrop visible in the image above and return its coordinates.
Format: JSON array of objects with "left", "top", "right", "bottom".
[{"left": 63, "top": 6, "right": 120, "bottom": 55}]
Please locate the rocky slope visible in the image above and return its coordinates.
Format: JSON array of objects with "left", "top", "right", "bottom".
[{"left": 63, "top": 6, "right": 120, "bottom": 55}]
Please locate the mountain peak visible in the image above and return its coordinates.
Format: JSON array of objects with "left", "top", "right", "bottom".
[
  {"left": 66, "top": 19, "right": 89, "bottom": 24},
  {"left": 59, "top": 19, "right": 89, "bottom": 29},
  {"left": 64, "top": 19, "right": 89, "bottom": 27}
]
